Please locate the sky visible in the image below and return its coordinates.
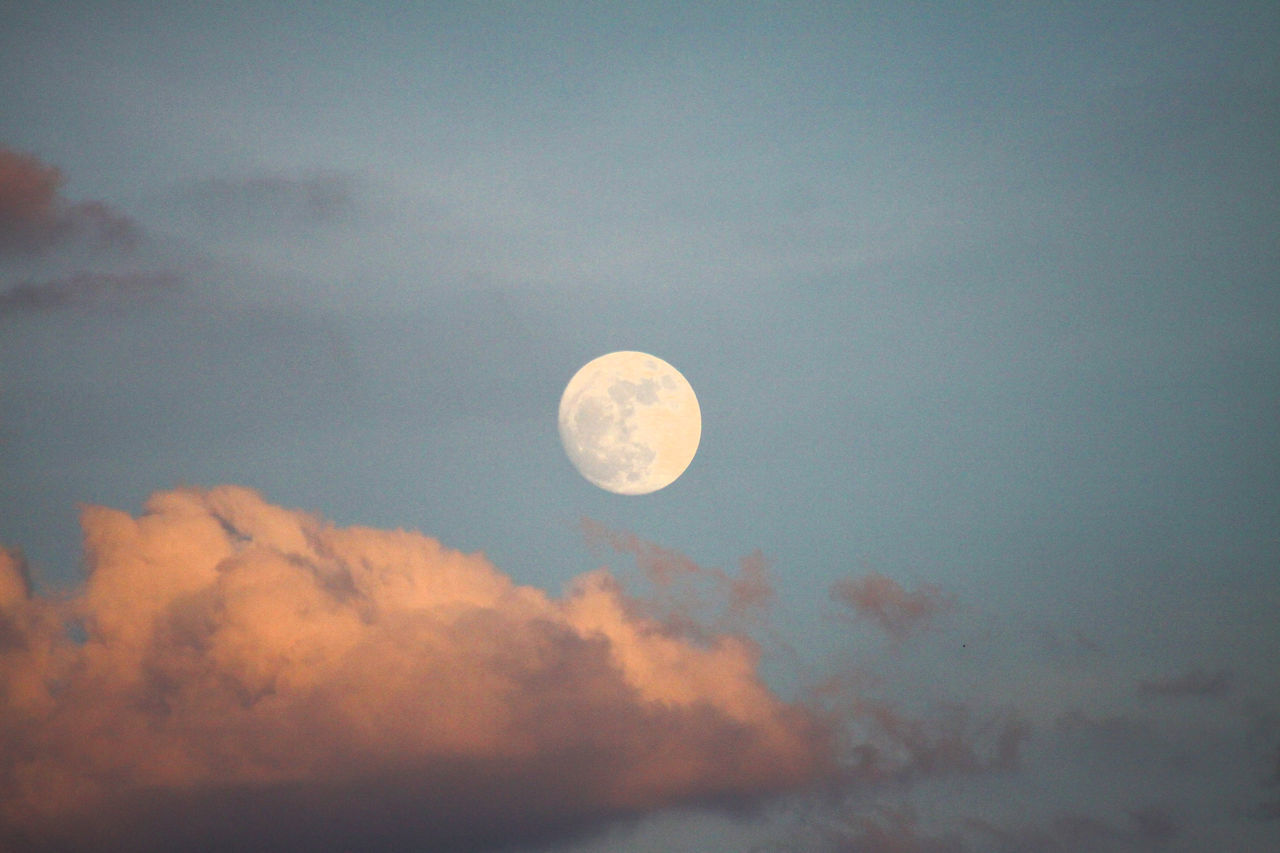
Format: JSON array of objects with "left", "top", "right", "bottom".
[{"left": 1, "top": 2, "right": 1278, "bottom": 850}]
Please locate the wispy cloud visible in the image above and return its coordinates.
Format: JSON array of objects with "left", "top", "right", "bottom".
[
  {"left": 0, "top": 270, "right": 181, "bottom": 315},
  {"left": 0, "top": 147, "right": 140, "bottom": 255},
  {"left": 843, "top": 701, "right": 1029, "bottom": 784},
  {"left": 817, "top": 804, "right": 966, "bottom": 853},
  {"left": 0, "top": 488, "right": 830, "bottom": 852},
  {"left": 765, "top": 803, "right": 1178, "bottom": 852},
  {"left": 1137, "top": 667, "right": 1232, "bottom": 699},
  {"left": 178, "top": 171, "right": 356, "bottom": 228},
  {"left": 581, "top": 518, "right": 776, "bottom": 633},
  {"left": 961, "top": 806, "right": 1179, "bottom": 852},
  {"left": 829, "top": 573, "right": 955, "bottom": 642}
]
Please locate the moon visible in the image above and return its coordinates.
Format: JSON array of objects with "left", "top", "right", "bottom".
[{"left": 558, "top": 351, "right": 701, "bottom": 495}]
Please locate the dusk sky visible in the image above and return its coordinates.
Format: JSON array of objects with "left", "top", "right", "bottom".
[{"left": 2, "top": 2, "right": 1278, "bottom": 851}]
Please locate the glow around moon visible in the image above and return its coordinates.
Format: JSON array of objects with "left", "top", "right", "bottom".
[{"left": 558, "top": 351, "right": 701, "bottom": 495}]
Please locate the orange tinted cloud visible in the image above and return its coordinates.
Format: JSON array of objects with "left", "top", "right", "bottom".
[{"left": 0, "top": 487, "right": 830, "bottom": 851}]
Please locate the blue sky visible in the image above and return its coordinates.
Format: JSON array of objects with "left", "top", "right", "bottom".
[{"left": 2, "top": 2, "right": 1278, "bottom": 851}]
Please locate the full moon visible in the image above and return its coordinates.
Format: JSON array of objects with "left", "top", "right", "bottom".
[{"left": 558, "top": 351, "right": 701, "bottom": 495}]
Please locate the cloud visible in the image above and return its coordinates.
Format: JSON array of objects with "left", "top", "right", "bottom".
[
  {"left": 1252, "top": 743, "right": 1280, "bottom": 821},
  {"left": 0, "top": 271, "right": 181, "bottom": 315},
  {"left": 960, "top": 807, "right": 1179, "bottom": 852},
  {"left": 0, "top": 147, "right": 140, "bottom": 254},
  {"left": 845, "top": 701, "right": 1029, "bottom": 784},
  {"left": 820, "top": 805, "right": 967, "bottom": 853},
  {"left": 829, "top": 573, "right": 955, "bottom": 642},
  {"left": 0, "top": 487, "right": 831, "bottom": 852},
  {"left": 177, "top": 171, "right": 356, "bottom": 229},
  {"left": 581, "top": 519, "right": 776, "bottom": 634},
  {"left": 766, "top": 804, "right": 1177, "bottom": 853},
  {"left": 1137, "top": 667, "right": 1232, "bottom": 699},
  {"left": 1033, "top": 626, "right": 1105, "bottom": 663}
]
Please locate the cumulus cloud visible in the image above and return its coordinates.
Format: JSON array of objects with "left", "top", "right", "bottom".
[
  {"left": 0, "top": 147, "right": 140, "bottom": 254},
  {"left": 0, "top": 487, "right": 830, "bottom": 852},
  {"left": 1137, "top": 667, "right": 1232, "bottom": 699},
  {"left": 829, "top": 573, "right": 955, "bottom": 642}
]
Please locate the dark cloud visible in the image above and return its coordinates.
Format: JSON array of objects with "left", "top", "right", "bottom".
[
  {"left": 0, "top": 488, "right": 832, "bottom": 852},
  {"left": 0, "top": 270, "right": 181, "bottom": 315},
  {"left": 829, "top": 573, "right": 955, "bottom": 642},
  {"left": 0, "top": 147, "right": 140, "bottom": 254},
  {"left": 1137, "top": 667, "right": 1232, "bottom": 699}
]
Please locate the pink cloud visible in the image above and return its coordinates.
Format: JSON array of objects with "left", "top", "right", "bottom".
[{"left": 0, "top": 488, "right": 831, "bottom": 851}]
